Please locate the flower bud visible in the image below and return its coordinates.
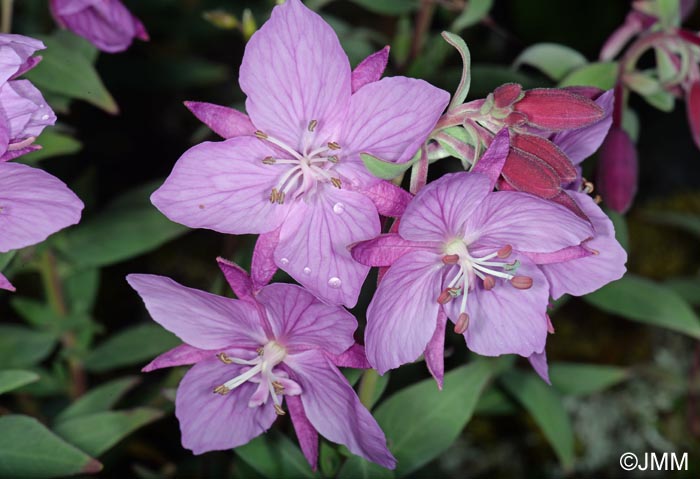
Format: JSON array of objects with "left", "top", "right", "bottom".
[
  {"left": 514, "top": 89, "right": 605, "bottom": 131},
  {"left": 596, "top": 127, "right": 638, "bottom": 213},
  {"left": 686, "top": 81, "right": 700, "bottom": 150}
]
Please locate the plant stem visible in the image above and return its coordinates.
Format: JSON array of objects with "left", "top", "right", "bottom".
[
  {"left": 39, "top": 250, "right": 87, "bottom": 398},
  {"left": 358, "top": 369, "right": 380, "bottom": 409},
  {"left": 1, "top": 0, "right": 13, "bottom": 34}
]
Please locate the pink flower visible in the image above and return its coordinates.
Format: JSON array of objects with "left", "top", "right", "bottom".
[
  {"left": 351, "top": 143, "right": 594, "bottom": 386},
  {"left": 0, "top": 34, "right": 45, "bottom": 84},
  {"left": 152, "top": 0, "right": 448, "bottom": 307},
  {"left": 50, "top": 0, "right": 149, "bottom": 53},
  {"left": 0, "top": 37, "right": 83, "bottom": 291},
  {"left": 128, "top": 258, "right": 395, "bottom": 470}
]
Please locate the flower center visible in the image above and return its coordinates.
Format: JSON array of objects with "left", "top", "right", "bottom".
[
  {"left": 212, "top": 340, "right": 301, "bottom": 415},
  {"left": 438, "top": 240, "right": 532, "bottom": 334},
  {"left": 256, "top": 120, "right": 343, "bottom": 205}
]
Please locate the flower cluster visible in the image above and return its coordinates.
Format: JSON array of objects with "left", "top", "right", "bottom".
[
  {"left": 130, "top": 0, "right": 627, "bottom": 470},
  {"left": 0, "top": 34, "right": 83, "bottom": 291}
]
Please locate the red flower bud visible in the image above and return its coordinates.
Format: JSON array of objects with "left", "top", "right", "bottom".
[
  {"left": 686, "top": 81, "right": 700, "bottom": 149},
  {"left": 493, "top": 83, "right": 523, "bottom": 108},
  {"left": 502, "top": 147, "right": 562, "bottom": 199},
  {"left": 511, "top": 133, "right": 578, "bottom": 184},
  {"left": 597, "top": 127, "right": 638, "bottom": 213},
  {"left": 514, "top": 89, "right": 605, "bottom": 131}
]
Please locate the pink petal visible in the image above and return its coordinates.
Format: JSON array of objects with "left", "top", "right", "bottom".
[
  {"left": 0, "top": 80, "right": 55, "bottom": 143},
  {"left": 175, "top": 358, "right": 277, "bottom": 454},
  {"left": 216, "top": 257, "right": 254, "bottom": 302},
  {"left": 596, "top": 127, "right": 638, "bottom": 214},
  {"left": 285, "top": 350, "right": 396, "bottom": 469},
  {"left": 184, "top": 101, "right": 256, "bottom": 139},
  {"left": 255, "top": 283, "right": 357, "bottom": 355},
  {"left": 142, "top": 344, "right": 214, "bottom": 372},
  {"left": 471, "top": 128, "right": 510, "bottom": 189},
  {"left": 0, "top": 162, "right": 83, "bottom": 252},
  {"left": 275, "top": 187, "right": 380, "bottom": 307},
  {"left": 239, "top": 0, "right": 351, "bottom": 149},
  {"left": 539, "top": 192, "right": 626, "bottom": 299},
  {"left": 351, "top": 46, "right": 390, "bottom": 93},
  {"left": 126, "top": 274, "right": 266, "bottom": 350},
  {"left": 251, "top": 227, "right": 280, "bottom": 290},
  {"left": 448, "top": 256, "right": 549, "bottom": 357},
  {"left": 339, "top": 76, "right": 449, "bottom": 169},
  {"left": 365, "top": 250, "right": 444, "bottom": 374},
  {"left": 399, "top": 172, "right": 492, "bottom": 242},
  {"left": 528, "top": 350, "right": 551, "bottom": 384},
  {"left": 425, "top": 309, "right": 447, "bottom": 389},
  {"left": 357, "top": 180, "right": 412, "bottom": 218},
  {"left": 351, "top": 233, "right": 432, "bottom": 267},
  {"left": 0, "top": 272, "right": 15, "bottom": 292},
  {"left": 287, "top": 395, "right": 319, "bottom": 470},
  {"left": 465, "top": 190, "right": 593, "bottom": 253},
  {"left": 0, "top": 34, "right": 45, "bottom": 84},
  {"left": 151, "top": 137, "right": 288, "bottom": 235},
  {"left": 328, "top": 344, "right": 371, "bottom": 369},
  {"left": 551, "top": 89, "right": 614, "bottom": 164}
]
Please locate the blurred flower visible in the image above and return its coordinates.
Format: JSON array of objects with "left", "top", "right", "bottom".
[
  {"left": 50, "top": 0, "right": 149, "bottom": 53},
  {"left": 152, "top": 0, "right": 448, "bottom": 307},
  {"left": 352, "top": 160, "right": 593, "bottom": 386},
  {"left": 596, "top": 127, "right": 638, "bottom": 214},
  {"left": 128, "top": 258, "right": 395, "bottom": 470},
  {"left": 686, "top": 79, "right": 700, "bottom": 148},
  {"left": 0, "top": 34, "right": 45, "bottom": 83}
]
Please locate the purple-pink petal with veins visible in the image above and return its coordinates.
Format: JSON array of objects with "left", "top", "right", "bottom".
[
  {"left": 328, "top": 344, "right": 371, "bottom": 369},
  {"left": 351, "top": 46, "right": 390, "bottom": 93},
  {"left": 151, "top": 137, "right": 288, "bottom": 235},
  {"left": 216, "top": 257, "right": 254, "bottom": 302},
  {"left": 0, "top": 272, "right": 15, "bottom": 292},
  {"left": 183, "top": 101, "right": 256, "bottom": 139},
  {"left": 274, "top": 187, "right": 380, "bottom": 307},
  {"left": 0, "top": 33, "right": 45, "bottom": 83},
  {"left": 471, "top": 128, "right": 511, "bottom": 189},
  {"left": 351, "top": 233, "right": 431, "bottom": 267},
  {"left": 285, "top": 349, "right": 396, "bottom": 469},
  {"left": 286, "top": 394, "right": 319, "bottom": 470},
  {"left": 528, "top": 350, "right": 551, "bottom": 384},
  {"left": 524, "top": 245, "right": 593, "bottom": 265},
  {"left": 0, "top": 80, "right": 55, "bottom": 145},
  {"left": 399, "top": 172, "right": 492, "bottom": 243},
  {"left": 256, "top": 283, "right": 357, "bottom": 355},
  {"left": 126, "top": 274, "right": 266, "bottom": 351},
  {"left": 142, "top": 344, "right": 215, "bottom": 372},
  {"left": 366, "top": 250, "right": 444, "bottom": 374},
  {"left": 0, "top": 162, "right": 83, "bottom": 252},
  {"left": 0, "top": 144, "right": 41, "bottom": 162},
  {"left": 538, "top": 192, "right": 626, "bottom": 299},
  {"left": 252, "top": 226, "right": 280, "bottom": 290},
  {"left": 425, "top": 309, "right": 447, "bottom": 389},
  {"left": 357, "top": 180, "right": 412, "bottom": 218},
  {"left": 176, "top": 358, "right": 277, "bottom": 454},
  {"left": 240, "top": 0, "right": 351, "bottom": 149}
]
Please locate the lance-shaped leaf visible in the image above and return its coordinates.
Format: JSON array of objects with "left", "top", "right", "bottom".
[
  {"left": 361, "top": 152, "right": 418, "bottom": 180},
  {"left": 451, "top": 0, "right": 494, "bottom": 31},
  {"left": 549, "top": 362, "right": 628, "bottom": 396},
  {"left": 559, "top": 61, "right": 619, "bottom": 90},
  {"left": 514, "top": 43, "right": 588, "bottom": 81},
  {"left": 0, "top": 370, "right": 39, "bottom": 395},
  {"left": 55, "top": 376, "right": 141, "bottom": 423}
]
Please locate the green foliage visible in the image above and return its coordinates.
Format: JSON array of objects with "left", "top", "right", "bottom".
[
  {"left": 0, "top": 370, "right": 40, "bottom": 395},
  {"left": 0, "top": 326, "right": 57, "bottom": 368},
  {"left": 361, "top": 152, "right": 418, "bottom": 179},
  {"left": 235, "top": 432, "right": 319, "bottom": 478},
  {"left": 559, "top": 61, "right": 619, "bottom": 90},
  {"left": 55, "top": 376, "right": 141, "bottom": 423},
  {"left": 515, "top": 43, "right": 588, "bottom": 81},
  {"left": 451, "top": 0, "right": 494, "bottom": 31},
  {"left": 549, "top": 362, "right": 629, "bottom": 396},
  {"left": 347, "top": 0, "right": 419, "bottom": 15}
]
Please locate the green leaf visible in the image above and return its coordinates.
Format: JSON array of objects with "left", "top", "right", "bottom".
[
  {"left": 501, "top": 370, "right": 575, "bottom": 469},
  {"left": 474, "top": 386, "right": 517, "bottom": 415},
  {"left": 53, "top": 408, "right": 163, "bottom": 457},
  {"left": 65, "top": 268, "right": 100, "bottom": 315},
  {"left": 319, "top": 442, "right": 342, "bottom": 478},
  {"left": 347, "top": 0, "right": 419, "bottom": 15},
  {"left": 665, "top": 277, "right": 700, "bottom": 306},
  {"left": 375, "top": 359, "right": 494, "bottom": 477},
  {"left": 584, "top": 274, "right": 700, "bottom": 338},
  {"left": 361, "top": 152, "right": 417, "bottom": 180},
  {"left": 469, "top": 64, "right": 540, "bottom": 97},
  {"left": 656, "top": 0, "right": 681, "bottom": 27},
  {"left": 642, "top": 89, "right": 675, "bottom": 112},
  {"left": 0, "top": 415, "right": 101, "bottom": 478},
  {"left": 358, "top": 370, "right": 390, "bottom": 409},
  {"left": 0, "top": 325, "right": 57, "bottom": 368},
  {"left": 235, "top": 432, "right": 319, "bottom": 478},
  {"left": 56, "top": 181, "right": 188, "bottom": 268},
  {"left": 441, "top": 32, "right": 472, "bottom": 109},
  {"left": 24, "top": 33, "right": 117, "bottom": 113},
  {"left": 10, "top": 297, "right": 62, "bottom": 329},
  {"left": 605, "top": 208, "right": 629, "bottom": 251},
  {"left": 451, "top": 0, "right": 494, "bottom": 31},
  {"left": 644, "top": 210, "right": 700, "bottom": 238},
  {"left": 549, "top": 362, "right": 628, "bottom": 396},
  {"left": 23, "top": 131, "right": 82, "bottom": 163},
  {"left": 84, "top": 324, "right": 180, "bottom": 373},
  {"left": 0, "top": 370, "right": 40, "bottom": 395},
  {"left": 559, "top": 61, "right": 619, "bottom": 90},
  {"left": 56, "top": 376, "right": 141, "bottom": 423},
  {"left": 338, "top": 456, "right": 395, "bottom": 479},
  {"left": 52, "top": 30, "right": 99, "bottom": 63},
  {"left": 514, "top": 43, "right": 588, "bottom": 81}
]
